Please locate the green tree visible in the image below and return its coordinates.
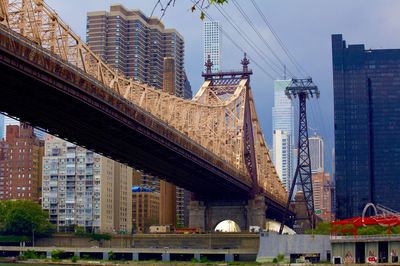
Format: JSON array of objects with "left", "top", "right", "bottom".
[
  {"left": 305, "top": 221, "right": 331, "bottom": 235},
  {"left": 0, "top": 200, "right": 53, "bottom": 237}
]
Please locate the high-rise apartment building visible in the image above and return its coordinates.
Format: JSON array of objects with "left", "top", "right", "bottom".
[
  {"left": 332, "top": 34, "right": 400, "bottom": 218},
  {"left": 203, "top": 21, "right": 221, "bottom": 72},
  {"left": 2, "top": 116, "right": 46, "bottom": 140},
  {"left": 273, "top": 130, "right": 292, "bottom": 192},
  {"left": 183, "top": 71, "right": 192, "bottom": 99},
  {"left": 132, "top": 186, "right": 159, "bottom": 232},
  {"left": 312, "top": 172, "right": 333, "bottom": 222},
  {"left": 272, "top": 80, "right": 294, "bottom": 191},
  {"left": 0, "top": 124, "right": 43, "bottom": 201},
  {"left": 87, "top": 4, "right": 191, "bottom": 98},
  {"left": 309, "top": 135, "right": 324, "bottom": 174},
  {"left": 0, "top": 115, "right": 4, "bottom": 140},
  {"left": 42, "top": 136, "right": 132, "bottom": 233},
  {"left": 0, "top": 140, "right": 7, "bottom": 200},
  {"left": 3, "top": 116, "right": 18, "bottom": 139}
]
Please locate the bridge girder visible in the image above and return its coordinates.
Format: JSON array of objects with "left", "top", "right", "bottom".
[{"left": 0, "top": 0, "right": 288, "bottom": 205}]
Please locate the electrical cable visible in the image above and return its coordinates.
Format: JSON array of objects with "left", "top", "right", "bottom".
[
  {"left": 230, "top": 0, "right": 295, "bottom": 78},
  {"left": 191, "top": 0, "right": 277, "bottom": 80},
  {"left": 214, "top": 4, "right": 284, "bottom": 77},
  {"left": 250, "top": 0, "right": 309, "bottom": 77}
]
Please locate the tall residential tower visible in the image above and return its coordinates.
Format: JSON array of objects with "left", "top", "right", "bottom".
[
  {"left": 309, "top": 134, "right": 324, "bottom": 174},
  {"left": 87, "top": 4, "right": 191, "bottom": 98},
  {"left": 203, "top": 21, "right": 221, "bottom": 72},
  {"left": 42, "top": 136, "right": 132, "bottom": 233}
]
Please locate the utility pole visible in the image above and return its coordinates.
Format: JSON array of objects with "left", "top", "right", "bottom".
[{"left": 279, "top": 78, "right": 320, "bottom": 234}]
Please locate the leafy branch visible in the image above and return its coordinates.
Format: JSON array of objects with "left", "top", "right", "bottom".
[{"left": 151, "top": 0, "right": 228, "bottom": 20}]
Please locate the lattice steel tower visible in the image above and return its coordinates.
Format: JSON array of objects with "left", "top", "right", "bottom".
[{"left": 279, "top": 78, "right": 320, "bottom": 234}]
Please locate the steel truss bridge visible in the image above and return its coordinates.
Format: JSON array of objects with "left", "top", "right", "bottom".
[{"left": 0, "top": 0, "right": 288, "bottom": 215}]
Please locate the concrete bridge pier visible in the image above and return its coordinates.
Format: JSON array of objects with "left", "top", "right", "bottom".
[
  {"left": 189, "top": 195, "right": 267, "bottom": 232},
  {"left": 162, "top": 252, "right": 170, "bottom": 262},
  {"left": 102, "top": 251, "right": 109, "bottom": 260},
  {"left": 225, "top": 253, "right": 234, "bottom": 262}
]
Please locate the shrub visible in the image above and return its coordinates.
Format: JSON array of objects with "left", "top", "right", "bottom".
[
  {"left": 108, "top": 251, "right": 116, "bottom": 260},
  {"left": 71, "top": 255, "right": 79, "bottom": 263},
  {"left": 51, "top": 249, "right": 65, "bottom": 260},
  {"left": 200, "top": 256, "right": 208, "bottom": 263},
  {"left": 22, "top": 250, "right": 38, "bottom": 259},
  {"left": 90, "top": 233, "right": 112, "bottom": 241}
]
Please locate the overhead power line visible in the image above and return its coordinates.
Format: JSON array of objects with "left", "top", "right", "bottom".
[
  {"left": 214, "top": 4, "right": 283, "bottom": 77},
  {"left": 230, "top": 0, "right": 295, "bottom": 78},
  {"left": 191, "top": 0, "right": 277, "bottom": 80},
  {"left": 249, "top": 0, "right": 309, "bottom": 77}
]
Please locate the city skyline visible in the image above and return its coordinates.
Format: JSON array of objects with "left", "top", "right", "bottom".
[
  {"left": 43, "top": 0, "right": 400, "bottom": 177},
  {"left": 2, "top": 2, "right": 400, "bottom": 262}
]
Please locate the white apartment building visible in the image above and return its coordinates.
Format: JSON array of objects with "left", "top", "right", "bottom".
[
  {"left": 204, "top": 21, "right": 221, "bottom": 72},
  {"left": 309, "top": 134, "right": 324, "bottom": 174},
  {"left": 42, "top": 136, "right": 132, "bottom": 233},
  {"left": 273, "top": 130, "right": 292, "bottom": 192}
]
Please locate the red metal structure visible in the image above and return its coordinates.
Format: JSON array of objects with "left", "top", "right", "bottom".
[
  {"left": 331, "top": 216, "right": 400, "bottom": 237},
  {"left": 331, "top": 204, "right": 400, "bottom": 237}
]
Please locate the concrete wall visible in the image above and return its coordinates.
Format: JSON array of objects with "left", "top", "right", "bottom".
[
  {"left": 331, "top": 242, "right": 355, "bottom": 264},
  {"left": 332, "top": 238, "right": 400, "bottom": 264},
  {"left": 35, "top": 233, "right": 259, "bottom": 251},
  {"left": 257, "top": 232, "right": 331, "bottom": 263}
]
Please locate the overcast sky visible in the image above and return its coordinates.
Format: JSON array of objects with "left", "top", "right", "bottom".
[{"left": 45, "top": 0, "right": 400, "bottom": 174}]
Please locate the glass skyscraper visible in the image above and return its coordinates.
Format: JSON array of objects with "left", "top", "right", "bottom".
[
  {"left": 272, "top": 80, "right": 294, "bottom": 191},
  {"left": 332, "top": 34, "right": 400, "bottom": 219},
  {"left": 203, "top": 21, "right": 221, "bottom": 72}
]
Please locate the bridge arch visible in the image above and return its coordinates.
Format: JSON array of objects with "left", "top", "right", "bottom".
[
  {"left": 214, "top": 220, "right": 241, "bottom": 232},
  {"left": 204, "top": 202, "right": 248, "bottom": 231}
]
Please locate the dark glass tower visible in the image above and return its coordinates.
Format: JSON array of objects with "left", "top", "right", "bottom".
[{"left": 332, "top": 34, "right": 400, "bottom": 219}]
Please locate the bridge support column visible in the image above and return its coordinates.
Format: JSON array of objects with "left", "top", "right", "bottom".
[
  {"left": 194, "top": 253, "right": 201, "bottom": 261},
  {"left": 225, "top": 253, "right": 234, "bottom": 262},
  {"left": 162, "top": 252, "right": 170, "bottom": 262},
  {"left": 188, "top": 200, "right": 206, "bottom": 230},
  {"left": 246, "top": 195, "right": 267, "bottom": 229},
  {"left": 102, "top": 251, "right": 109, "bottom": 260},
  {"left": 132, "top": 253, "right": 139, "bottom": 261},
  {"left": 46, "top": 251, "right": 52, "bottom": 259}
]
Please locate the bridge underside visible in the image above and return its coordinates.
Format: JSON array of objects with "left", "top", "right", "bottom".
[{"left": 0, "top": 36, "right": 251, "bottom": 200}]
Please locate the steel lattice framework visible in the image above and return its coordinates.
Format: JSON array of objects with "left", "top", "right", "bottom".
[
  {"left": 0, "top": 0, "right": 287, "bottom": 204},
  {"left": 279, "top": 78, "right": 319, "bottom": 233}
]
